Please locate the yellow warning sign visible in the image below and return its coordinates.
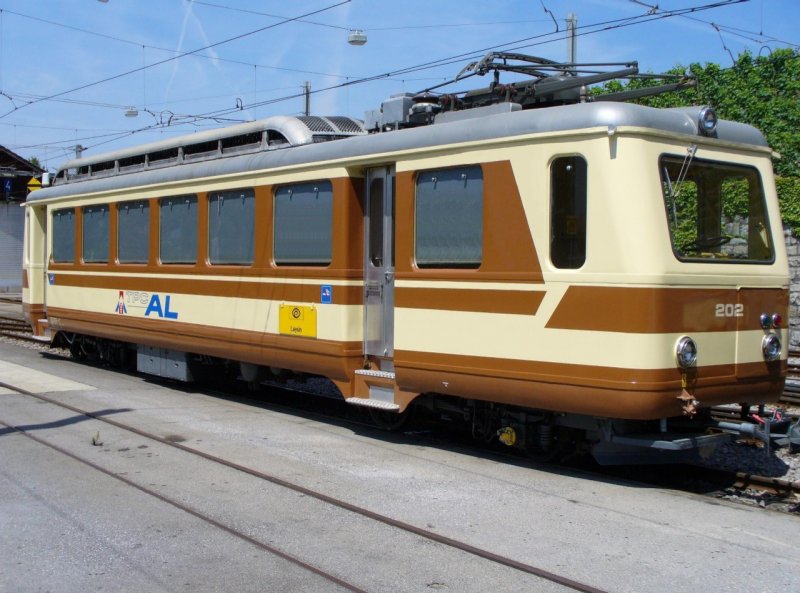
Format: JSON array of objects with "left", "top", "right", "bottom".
[
  {"left": 27, "top": 177, "right": 42, "bottom": 192},
  {"left": 279, "top": 304, "right": 317, "bottom": 338}
]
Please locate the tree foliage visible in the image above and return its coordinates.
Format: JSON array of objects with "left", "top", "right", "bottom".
[
  {"left": 598, "top": 49, "right": 800, "bottom": 178},
  {"left": 777, "top": 176, "right": 800, "bottom": 235},
  {"left": 598, "top": 49, "right": 800, "bottom": 233}
]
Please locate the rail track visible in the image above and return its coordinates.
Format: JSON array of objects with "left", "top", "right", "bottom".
[
  {"left": 0, "top": 379, "right": 608, "bottom": 593},
  {"left": 728, "top": 471, "right": 800, "bottom": 497},
  {"left": 0, "top": 418, "right": 369, "bottom": 593},
  {"left": 783, "top": 349, "right": 800, "bottom": 406},
  {"left": 0, "top": 314, "right": 35, "bottom": 337},
  {"left": 1, "top": 297, "right": 798, "bottom": 506}
]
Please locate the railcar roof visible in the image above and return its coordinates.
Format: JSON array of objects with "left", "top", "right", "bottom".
[{"left": 28, "top": 101, "right": 768, "bottom": 203}]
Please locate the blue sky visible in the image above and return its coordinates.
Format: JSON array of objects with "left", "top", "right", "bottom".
[{"left": 0, "top": 0, "right": 797, "bottom": 171}]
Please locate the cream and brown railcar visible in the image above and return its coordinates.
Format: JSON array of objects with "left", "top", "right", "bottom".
[{"left": 22, "top": 100, "right": 789, "bottom": 463}]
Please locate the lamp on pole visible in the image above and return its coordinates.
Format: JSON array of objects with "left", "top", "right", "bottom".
[{"left": 347, "top": 30, "right": 367, "bottom": 45}]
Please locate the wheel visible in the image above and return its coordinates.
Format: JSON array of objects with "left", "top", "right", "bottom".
[{"left": 526, "top": 426, "right": 583, "bottom": 463}]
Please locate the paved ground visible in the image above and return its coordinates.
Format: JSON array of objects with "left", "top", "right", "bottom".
[{"left": 0, "top": 318, "right": 799, "bottom": 592}]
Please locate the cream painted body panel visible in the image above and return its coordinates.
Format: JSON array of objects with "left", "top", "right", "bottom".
[
  {"left": 24, "top": 124, "right": 788, "bottom": 379},
  {"left": 388, "top": 130, "right": 787, "bottom": 371},
  {"left": 396, "top": 306, "right": 787, "bottom": 369},
  {"left": 46, "top": 283, "right": 364, "bottom": 342},
  {"left": 22, "top": 205, "right": 47, "bottom": 307}
]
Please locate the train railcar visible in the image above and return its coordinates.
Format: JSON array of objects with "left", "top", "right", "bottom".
[{"left": 22, "top": 55, "right": 789, "bottom": 464}]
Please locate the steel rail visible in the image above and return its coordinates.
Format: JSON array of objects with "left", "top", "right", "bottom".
[
  {"left": 730, "top": 472, "right": 800, "bottom": 496},
  {"left": 0, "top": 417, "right": 370, "bottom": 593},
  {"left": 0, "top": 381, "right": 608, "bottom": 593}
]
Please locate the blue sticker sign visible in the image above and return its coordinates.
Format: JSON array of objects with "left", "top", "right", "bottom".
[
  {"left": 320, "top": 285, "right": 332, "bottom": 304},
  {"left": 48, "top": 273, "right": 55, "bottom": 285}
]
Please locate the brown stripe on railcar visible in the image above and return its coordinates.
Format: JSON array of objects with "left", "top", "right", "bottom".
[
  {"left": 49, "top": 273, "right": 364, "bottom": 305},
  {"left": 46, "top": 307, "right": 363, "bottom": 386},
  {"left": 396, "top": 287, "right": 545, "bottom": 315},
  {"left": 546, "top": 286, "right": 788, "bottom": 333},
  {"left": 394, "top": 350, "right": 785, "bottom": 419},
  {"left": 395, "top": 161, "right": 544, "bottom": 283}
]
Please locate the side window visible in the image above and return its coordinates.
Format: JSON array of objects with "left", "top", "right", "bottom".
[
  {"left": 368, "top": 178, "right": 384, "bottom": 267},
  {"left": 209, "top": 189, "right": 255, "bottom": 265},
  {"left": 274, "top": 181, "right": 333, "bottom": 266},
  {"left": 118, "top": 200, "right": 150, "bottom": 264},
  {"left": 82, "top": 204, "right": 110, "bottom": 263},
  {"left": 52, "top": 208, "right": 75, "bottom": 263},
  {"left": 660, "top": 156, "right": 773, "bottom": 263},
  {"left": 550, "top": 156, "right": 587, "bottom": 269},
  {"left": 415, "top": 165, "right": 483, "bottom": 268},
  {"left": 159, "top": 195, "right": 197, "bottom": 264}
]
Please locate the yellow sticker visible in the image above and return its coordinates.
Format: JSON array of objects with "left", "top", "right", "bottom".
[{"left": 279, "top": 304, "right": 317, "bottom": 338}]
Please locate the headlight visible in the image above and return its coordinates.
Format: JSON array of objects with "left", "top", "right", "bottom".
[
  {"left": 698, "top": 106, "right": 717, "bottom": 135},
  {"left": 675, "top": 336, "right": 698, "bottom": 369},
  {"left": 762, "top": 333, "right": 782, "bottom": 361}
]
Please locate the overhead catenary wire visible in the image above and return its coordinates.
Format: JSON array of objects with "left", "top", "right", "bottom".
[
  {"left": 187, "top": 0, "right": 751, "bottom": 124},
  {"left": 73, "top": 0, "right": 750, "bottom": 154},
  {"left": 627, "top": 0, "right": 799, "bottom": 61},
  {"left": 48, "top": 0, "right": 748, "bottom": 153},
  {"left": 191, "top": 0, "right": 554, "bottom": 31},
  {"left": 9, "top": 0, "right": 787, "bottom": 156},
  {"left": 0, "top": 8, "right": 351, "bottom": 80},
  {"left": 0, "top": 0, "right": 353, "bottom": 120}
]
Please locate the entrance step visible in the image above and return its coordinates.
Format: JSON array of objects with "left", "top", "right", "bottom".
[
  {"left": 354, "top": 369, "right": 395, "bottom": 380},
  {"left": 345, "top": 397, "right": 400, "bottom": 411},
  {"left": 350, "top": 368, "right": 399, "bottom": 411}
]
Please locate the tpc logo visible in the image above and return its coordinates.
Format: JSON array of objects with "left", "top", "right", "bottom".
[{"left": 115, "top": 290, "right": 179, "bottom": 320}]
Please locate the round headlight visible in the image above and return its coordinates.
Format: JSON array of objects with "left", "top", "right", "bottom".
[
  {"left": 675, "top": 336, "right": 698, "bottom": 369},
  {"left": 762, "top": 333, "right": 782, "bottom": 361},
  {"left": 698, "top": 106, "right": 717, "bottom": 135}
]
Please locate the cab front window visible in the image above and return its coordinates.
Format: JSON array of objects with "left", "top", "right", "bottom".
[{"left": 660, "top": 155, "right": 773, "bottom": 263}]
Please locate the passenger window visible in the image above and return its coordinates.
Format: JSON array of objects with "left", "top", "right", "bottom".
[
  {"left": 415, "top": 166, "right": 483, "bottom": 268},
  {"left": 273, "top": 181, "right": 333, "bottom": 266},
  {"left": 52, "top": 208, "right": 75, "bottom": 263},
  {"left": 159, "top": 195, "right": 197, "bottom": 264},
  {"left": 209, "top": 189, "right": 255, "bottom": 265},
  {"left": 82, "top": 204, "right": 110, "bottom": 263},
  {"left": 118, "top": 200, "right": 149, "bottom": 264},
  {"left": 551, "top": 156, "right": 587, "bottom": 269}
]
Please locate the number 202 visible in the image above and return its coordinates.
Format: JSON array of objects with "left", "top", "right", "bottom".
[{"left": 715, "top": 303, "right": 744, "bottom": 318}]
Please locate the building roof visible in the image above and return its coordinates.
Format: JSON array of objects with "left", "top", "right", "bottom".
[
  {"left": 0, "top": 145, "right": 44, "bottom": 177},
  {"left": 1, "top": 145, "right": 44, "bottom": 201}
]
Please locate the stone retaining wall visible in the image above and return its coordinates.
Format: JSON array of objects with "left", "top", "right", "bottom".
[{"left": 786, "top": 228, "right": 800, "bottom": 350}]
